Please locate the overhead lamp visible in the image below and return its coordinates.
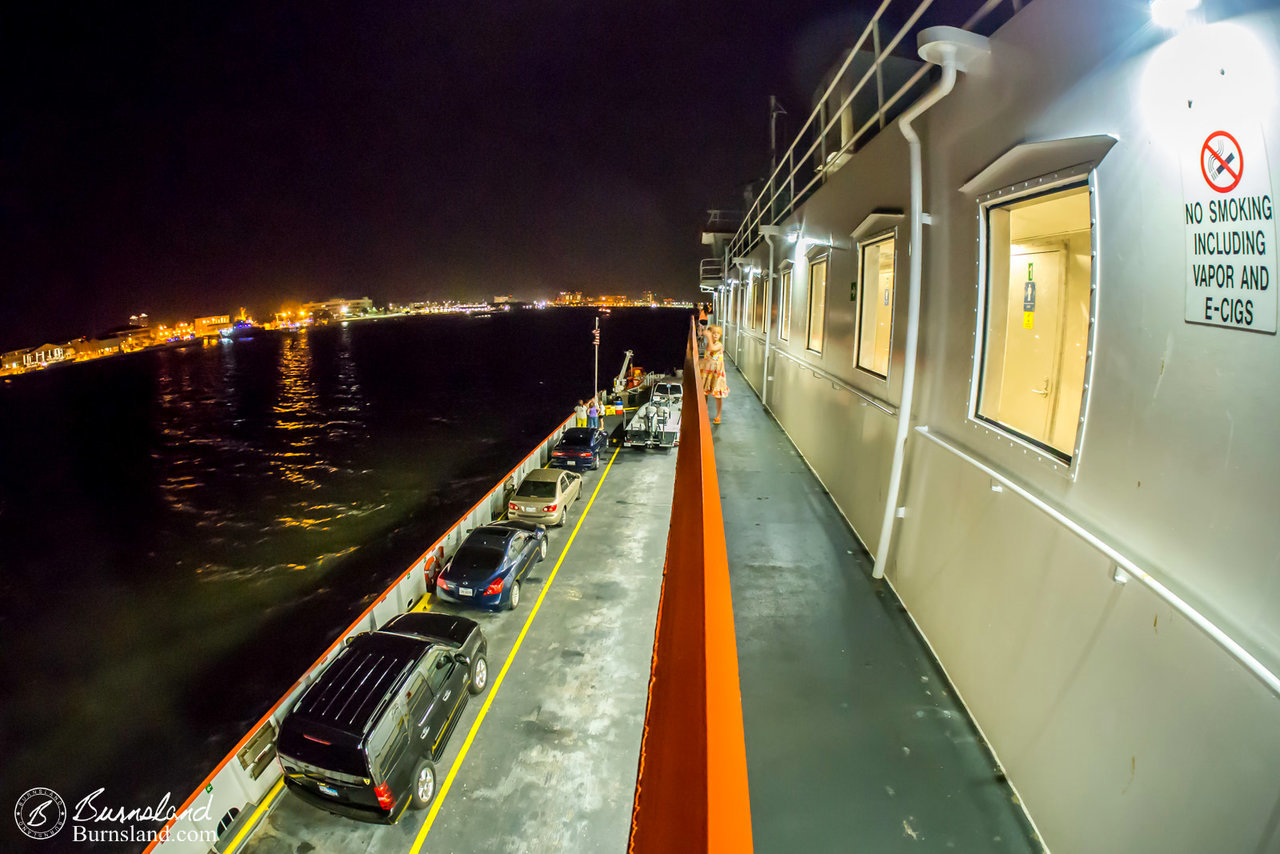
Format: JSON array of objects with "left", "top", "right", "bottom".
[{"left": 1150, "top": 0, "right": 1200, "bottom": 29}]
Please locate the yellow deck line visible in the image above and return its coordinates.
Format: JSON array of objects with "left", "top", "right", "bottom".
[
  {"left": 408, "top": 448, "right": 621, "bottom": 854},
  {"left": 223, "top": 778, "right": 284, "bottom": 854}
]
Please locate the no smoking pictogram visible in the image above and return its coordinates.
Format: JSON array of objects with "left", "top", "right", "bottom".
[{"left": 1201, "top": 130, "right": 1243, "bottom": 193}]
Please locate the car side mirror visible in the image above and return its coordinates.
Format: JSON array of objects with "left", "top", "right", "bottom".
[{"left": 454, "top": 653, "right": 471, "bottom": 669}]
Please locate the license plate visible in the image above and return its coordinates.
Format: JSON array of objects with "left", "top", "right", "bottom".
[
  {"left": 316, "top": 783, "right": 338, "bottom": 797},
  {"left": 459, "top": 587, "right": 473, "bottom": 597}
]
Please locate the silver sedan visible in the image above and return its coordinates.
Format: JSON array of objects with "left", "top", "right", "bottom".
[{"left": 507, "top": 468, "right": 582, "bottom": 527}]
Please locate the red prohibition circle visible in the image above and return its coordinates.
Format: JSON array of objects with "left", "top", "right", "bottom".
[{"left": 1201, "top": 130, "right": 1243, "bottom": 193}]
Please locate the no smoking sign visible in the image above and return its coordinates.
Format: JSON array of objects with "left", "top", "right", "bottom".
[
  {"left": 1201, "top": 130, "right": 1244, "bottom": 193},
  {"left": 1182, "top": 123, "right": 1276, "bottom": 334}
]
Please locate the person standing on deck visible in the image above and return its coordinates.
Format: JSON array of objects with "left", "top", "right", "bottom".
[
  {"left": 587, "top": 397, "right": 600, "bottom": 429},
  {"left": 574, "top": 400, "right": 588, "bottom": 427},
  {"left": 700, "top": 325, "right": 729, "bottom": 423}
]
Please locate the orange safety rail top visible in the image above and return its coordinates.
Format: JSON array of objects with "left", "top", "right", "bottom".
[{"left": 629, "top": 321, "right": 753, "bottom": 853}]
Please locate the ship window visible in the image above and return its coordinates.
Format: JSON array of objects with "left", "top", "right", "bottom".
[
  {"left": 747, "top": 273, "right": 757, "bottom": 330},
  {"left": 856, "top": 234, "right": 896, "bottom": 378},
  {"left": 778, "top": 266, "right": 792, "bottom": 340},
  {"left": 806, "top": 255, "right": 828, "bottom": 353},
  {"left": 976, "top": 182, "right": 1092, "bottom": 461}
]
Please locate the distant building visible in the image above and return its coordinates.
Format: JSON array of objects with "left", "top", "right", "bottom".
[
  {"left": 493, "top": 295, "right": 515, "bottom": 305},
  {"left": 555, "top": 292, "right": 584, "bottom": 306},
  {"left": 20, "top": 343, "right": 73, "bottom": 368},
  {"left": 72, "top": 338, "right": 119, "bottom": 360},
  {"left": 599, "top": 295, "right": 627, "bottom": 306},
  {"left": 641, "top": 291, "right": 656, "bottom": 305},
  {"left": 194, "top": 315, "right": 232, "bottom": 337},
  {"left": 99, "top": 323, "right": 155, "bottom": 351},
  {"left": 2, "top": 349, "right": 28, "bottom": 373},
  {"left": 301, "top": 298, "right": 374, "bottom": 319}
]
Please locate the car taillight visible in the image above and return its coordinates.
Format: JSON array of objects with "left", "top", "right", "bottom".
[
  {"left": 508, "top": 501, "right": 519, "bottom": 511},
  {"left": 374, "top": 782, "right": 395, "bottom": 811},
  {"left": 435, "top": 574, "right": 446, "bottom": 587},
  {"left": 578, "top": 452, "right": 591, "bottom": 457},
  {"left": 485, "top": 577, "right": 504, "bottom": 596},
  {"left": 552, "top": 450, "right": 565, "bottom": 456},
  {"left": 542, "top": 503, "right": 557, "bottom": 512}
]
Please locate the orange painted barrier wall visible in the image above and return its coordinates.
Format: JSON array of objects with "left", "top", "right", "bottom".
[{"left": 629, "top": 321, "right": 753, "bottom": 853}]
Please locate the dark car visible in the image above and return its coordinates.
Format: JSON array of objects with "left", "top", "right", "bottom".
[
  {"left": 548, "top": 427, "right": 608, "bottom": 471},
  {"left": 276, "top": 612, "right": 488, "bottom": 824},
  {"left": 434, "top": 520, "right": 548, "bottom": 610}
]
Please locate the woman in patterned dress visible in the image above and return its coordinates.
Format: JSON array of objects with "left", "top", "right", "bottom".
[{"left": 700, "top": 325, "right": 729, "bottom": 423}]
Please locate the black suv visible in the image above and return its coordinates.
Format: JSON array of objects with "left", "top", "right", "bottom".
[{"left": 276, "top": 612, "right": 488, "bottom": 823}]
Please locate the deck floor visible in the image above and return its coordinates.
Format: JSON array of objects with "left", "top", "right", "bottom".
[
  {"left": 714, "top": 362, "right": 1044, "bottom": 852},
  {"left": 242, "top": 421, "right": 676, "bottom": 854}
]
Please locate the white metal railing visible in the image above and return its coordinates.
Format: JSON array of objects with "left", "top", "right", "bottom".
[
  {"left": 914, "top": 425, "right": 1280, "bottom": 700},
  {"left": 729, "top": 328, "right": 895, "bottom": 416},
  {"left": 723, "top": 0, "right": 1019, "bottom": 262},
  {"left": 700, "top": 258, "right": 724, "bottom": 283}
]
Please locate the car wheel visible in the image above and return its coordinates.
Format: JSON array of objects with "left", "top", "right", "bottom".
[
  {"left": 539, "top": 538, "right": 548, "bottom": 560},
  {"left": 468, "top": 654, "right": 488, "bottom": 695},
  {"left": 411, "top": 760, "right": 437, "bottom": 809},
  {"left": 508, "top": 580, "right": 521, "bottom": 610},
  {"left": 591, "top": 453, "right": 599, "bottom": 470},
  {"left": 555, "top": 508, "right": 566, "bottom": 527}
]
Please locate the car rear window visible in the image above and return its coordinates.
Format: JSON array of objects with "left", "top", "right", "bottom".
[
  {"left": 562, "top": 428, "right": 593, "bottom": 445},
  {"left": 278, "top": 727, "right": 369, "bottom": 778},
  {"left": 451, "top": 544, "right": 503, "bottom": 572},
  {"left": 517, "top": 481, "right": 557, "bottom": 499}
]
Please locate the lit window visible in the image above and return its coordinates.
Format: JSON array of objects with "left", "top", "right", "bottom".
[
  {"left": 856, "top": 235, "right": 895, "bottom": 377},
  {"left": 747, "top": 273, "right": 757, "bottom": 330},
  {"left": 806, "top": 256, "right": 828, "bottom": 353},
  {"left": 778, "top": 267, "right": 792, "bottom": 340},
  {"left": 976, "top": 183, "right": 1092, "bottom": 461}
]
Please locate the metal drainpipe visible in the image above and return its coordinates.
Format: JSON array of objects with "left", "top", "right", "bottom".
[
  {"left": 761, "top": 235, "right": 776, "bottom": 409},
  {"left": 871, "top": 46, "right": 958, "bottom": 580}
]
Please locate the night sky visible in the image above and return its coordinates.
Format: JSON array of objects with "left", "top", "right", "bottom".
[{"left": 5, "top": 1, "right": 917, "bottom": 349}]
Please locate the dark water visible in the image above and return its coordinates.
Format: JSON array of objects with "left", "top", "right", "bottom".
[{"left": 0, "top": 308, "right": 688, "bottom": 851}]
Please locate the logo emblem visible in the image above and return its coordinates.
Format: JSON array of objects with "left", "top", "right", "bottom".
[{"left": 14, "top": 787, "right": 67, "bottom": 840}]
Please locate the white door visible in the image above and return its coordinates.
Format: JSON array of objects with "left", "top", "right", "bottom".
[{"left": 999, "top": 246, "right": 1067, "bottom": 442}]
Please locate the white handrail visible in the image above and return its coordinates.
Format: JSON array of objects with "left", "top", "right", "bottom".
[
  {"left": 915, "top": 425, "right": 1280, "bottom": 700},
  {"left": 768, "top": 345, "right": 896, "bottom": 416}
]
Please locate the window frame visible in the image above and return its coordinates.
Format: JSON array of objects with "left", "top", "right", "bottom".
[
  {"left": 778, "top": 263, "right": 793, "bottom": 341},
  {"left": 967, "top": 167, "right": 1100, "bottom": 477},
  {"left": 805, "top": 248, "right": 830, "bottom": 355},
  {"left": 853, "top": 229, "right": 898, "bottom": 381}
]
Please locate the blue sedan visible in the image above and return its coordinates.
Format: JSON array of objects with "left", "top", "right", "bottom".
[
  {"left": 434, "top": 520, "right": 548, "bottom": 611},
  {"left": 548, "top": 427, "right": 608, "bottom": 471}
]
